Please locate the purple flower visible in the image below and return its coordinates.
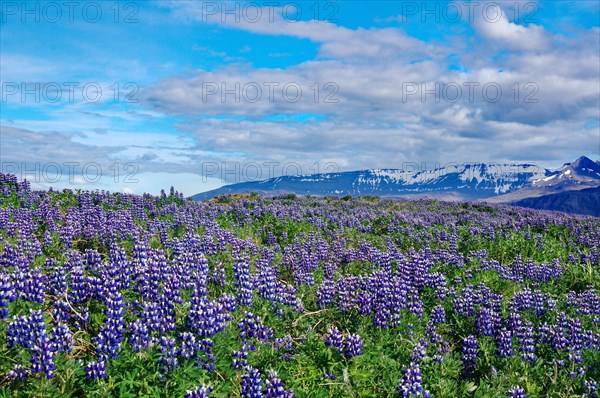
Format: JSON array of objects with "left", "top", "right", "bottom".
[
  {"left": 324, "top": 326, "right": 344, "bottom": 352},
  {"left": 7, "top": 309, "right": 47, "bottom": 349},
  {"left": 234, "top": 258, "right": 254, "bottom": 307},
  {"left": 129, "top": 319, "right": 150, "bottom": 352},
  {"left": 210, "top": 262, "right": 226, "bottom": 287},
  {"left": 476, "top": 308, "right": 494, "bottom": 337},
  {"left": 0, "top": 273, "right": 16, "bottom": 319},
  {"left": 158, "top": 336, "right": 178, "bottom": 373},
  {"left": 411, "top": 338, "right": 428, "bottom": 363},
  {"left": 517, "top": 321, "right": 536, "bottom": 364},
  {"left": 187, "top": 296, "right": 231, "bottom": 338},
  {"left": 397, "top": 362, "right": 430, "bottom": 398},
  {"left": 30, "top": 336, "right": 56, "bottom": 379},
  {"left": 508, "top": 386, "right": 526, "bottom": 398},
  {"left": 265, "top": 370, "right": 294, "bottom": 398},
  {"left": 232, "top": 343, "right": 250, "bottom": 370},
  {"left": 51, "top": 323, "right": 73, "bottom": 353},
  {"left": 238, "top": 311, "right": 273, "bottom": 343},
  {"left": 179, "top": 332, "right": 199, "bottom": 360},
  {"left": 316, "top": 279, "right": 335, "bottom": 309},
  {"left": 584, "top": 380, "right": 598, "bottom": 398},
  {"left": 93, "top": 292, "right": 125, "bottom": 359},
  {"left": 185, "top": 385, "right": 212, "bottom": 398},
  {"left": 344, "top": 333, "right": 363, "bottom": 358},
  {"left": 241, "top": 367, "right": 263, "bottom": 398},
  {"left": 429, "top": 305, "right": 446, "bottom": 325},
  {"left": 497, "top": 328, "right": 514, "bottom": 358},
  {"left": 7, "top": 364, "right": 28, "bottom": 380},
  {"left": 462, "top": 335, "right": 478, "bottom": 373},
  {"left": 86, "top": 361, "right": 108, "bottom": 380}
]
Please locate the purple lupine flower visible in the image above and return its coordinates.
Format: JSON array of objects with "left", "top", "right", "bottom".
[
  {"left": 7, "top": 364, "right": 28, "bottom": 380},
  {"left": 462, "top": 335, "right": 478, "bottom": 373},
  {"left": 0, "top": 272, "right": 16, "bottom": 319},
  {"left": 219, "top": 293, "right": 237, "bottom": 312},
  {"left": 274, "top": 335, "right": 293, "bottom": 351},
  {"left": 94, "top": 292, "right": 125, "bottom": 359},
  {"left": 238, "top": 311, "right": 273, "bottom": 343},
  {"left": 550, "top": 324, "right": 568, "bottom": 351},
  {"left": 411, "top": 338, "right": 428, "bottom": 363},
  {"left": 129, "top": 319, "right": 150, "bottom": 352},
  {"left": 324, "top": 326, "right": 344, "bottom": 352},
  {"left": 210, "top": 262, "right": 226, "bottom": 287},
  {"left": 508, "top": 386, "right": 526, "bottom": 398},
  {"left": 344, "top": 333, "right": 363, "bottom": 358},
  {"left": 316, "top": 279, "right": 335, "bottom": 309},
  {"left": 256, "top": 259, "right": 278, "bottom": 301},
  {"left": 178, "top": 332, "right": 198, "bottom": 361},
  {"left": 497, "top": 328, "right": 514, "bottom": 358},
  {"left": 536, "top": 322, "right": 551, "bottom": 345},
  {"left": 397, "top": 362, "right": 430, "bottom": 398},
  {"left": 7, "top": 315, "right": 33, "bottom": 348},
  {"left": 476, "top": 308, "right": 494, "bottom": 337},
  {"left": 234, "top": 258, "right": 254, "bottom": 307},
  {"left": 158, "top": 336, "right": 178, "bottom": 373},
  {"left": 517, "top": 321, "right": 536, "bottom": 364},
  {"left": 356, "top": 291, "right": 373, "bottom": 315},
  {"left": 86, "top": 361, "right": 108, "bottom": 379},
  {"left": 51, "top": 323, "right": 73, "bottom": 353},
  {"left": 48, "top": 266, "right": 68, "bottom": 296},
  {"left": 454, "top": 285, "right": 475, "bottom": 317},
  {"left": 584, "top": 380, "right": 598, "bottom": 398},
  {"left": 425, "top": 322, "right": 449, "bottom": 362},
  {"left": 69, "top": 266, "right": 89, "bottom": 304},
  {"left": 232, "top": 344, "right": 250, "bottom": 370},
  {"left": 7, "top": 309, "right": 47, "bottom": 349},
  {"left": 264, "top": 370, "right": 294, "bottom": 398},
  {"left": 185, "top": 385, "right": 212, "bottom": 398},
  {"left": 429, "top": 305, "right": 446, "bottom": 325},
  {"left": 187, "top": 296, "right": 231, "bottom": 338},
  {"left": 50, "top": 300, "right": 70, "bottom": 324},
  {"left": 508, "top": 312, "right": 522, "bottom": 332},
  {"left": 568, "top": 350, "right": 583, "bottom": 365},
  {"left": 198, "top": 338, "right": 216, "bottom": 372},
  {"left": 30, "top": 336, "right": 56, "bottom": 379},
  {"left": 15, "top": 268, "right": 46, "bottom": 303},
  {"left": 241, "top": 367, "right": 264, "bottom": 398},
  {"left": 568, "top": 317, "right": 584, "bottom": 351}
]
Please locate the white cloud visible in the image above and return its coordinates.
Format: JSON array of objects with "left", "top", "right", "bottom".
[
  {"left": 138, "top": 5, "right": 599, "bottom": 178},
  {"left": 472, "top": 2, "right": 549, "bottom": 50},
  {"left": 3, "top": 1, "right": 598, "bottom": 195}
]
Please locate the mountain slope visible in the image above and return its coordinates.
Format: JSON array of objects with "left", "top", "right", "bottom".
[
  {"left": 511, "top": 186, "right": 600, "bottom": 217},
  {"left": 193, "top": 163, "right": 551, "bottom": 201},
  {"left": 488, "top": 156, "right": 600, "bottom": 203}
]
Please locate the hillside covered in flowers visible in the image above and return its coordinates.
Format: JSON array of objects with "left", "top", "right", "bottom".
[{"left": 0, "top": 173, "right": 598, "bottom": 397}]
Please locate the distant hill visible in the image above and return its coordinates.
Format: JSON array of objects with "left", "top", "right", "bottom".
[
  {"left": 511, "top": 186, "right": 600, "bottom": 217},
  {"left": 487, "top": 156, "right": 600, "bottom": 204},
  {"left": 192, "top": 156, "right": 600, "bottom": 216},
  {"left": 192, "top": 163, "right": 551, "bottom": 201}
]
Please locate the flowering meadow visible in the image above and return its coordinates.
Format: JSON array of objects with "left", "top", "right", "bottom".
[{"left": 0, "top": 173, "right": 599, "bottom": 397}]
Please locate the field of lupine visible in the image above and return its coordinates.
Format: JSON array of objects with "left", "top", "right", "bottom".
[{"left": 0, "top": 173, "right": 599, "bottom": 397}]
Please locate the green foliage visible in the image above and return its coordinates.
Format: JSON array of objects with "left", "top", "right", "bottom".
[{"left": 0, "top": 187, "right": 599, "bottom": 397}]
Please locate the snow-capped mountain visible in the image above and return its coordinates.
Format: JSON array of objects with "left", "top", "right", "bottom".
[
  {"left": 489, "top": 156, "right": 600, "bottom": 204},
  {"left": 192, "top": 162, "right": 552, "bottom": 201},
  {"left": 532, "top": 156, "right": 600, "bottom": 189}
]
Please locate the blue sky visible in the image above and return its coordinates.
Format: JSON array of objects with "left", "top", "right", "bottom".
[{"left": 1, "top": 0, "right": 599, "bottom": 195}]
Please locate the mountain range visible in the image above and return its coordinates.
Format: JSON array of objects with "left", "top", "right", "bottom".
[{"left": 192, "top": 156, "right": 600, "bottom": 216}]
